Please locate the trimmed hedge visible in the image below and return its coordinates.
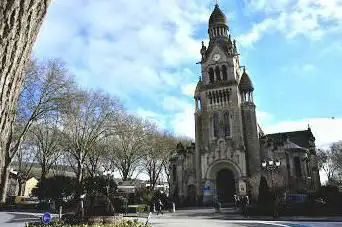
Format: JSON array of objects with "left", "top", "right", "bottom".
[{"left": 127, "top": 204, "right": 149, "bottom": 213}]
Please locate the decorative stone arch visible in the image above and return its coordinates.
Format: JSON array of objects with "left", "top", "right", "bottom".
[
  {"left": 206, "top": 159, "right": 242, "bottom": 181},
  {"left": 204, "top": 160, "right": 243, "bottom": 203}
]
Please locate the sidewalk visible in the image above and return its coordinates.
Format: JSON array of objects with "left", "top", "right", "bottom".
[{"left": 161, "top": 208, "right": 342, "bottom": 222}]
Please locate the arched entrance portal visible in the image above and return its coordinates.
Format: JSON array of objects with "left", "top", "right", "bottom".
[{"left": 216, "top": 169, "right": 236, "bottom": 203}]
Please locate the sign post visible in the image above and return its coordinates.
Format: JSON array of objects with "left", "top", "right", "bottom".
[
  {"left": 145, "top": 212, "right": 152, "bottom": 226},
  {"left": 41, "top": 212, "right": 52, "bottom": 225}
]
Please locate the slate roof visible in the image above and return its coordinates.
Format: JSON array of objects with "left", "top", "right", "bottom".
[
  {"left": 265, "top": 129, "right": 315, "bottom": 149},
  {"left": 209, "top": 4, "right": 227, "bottom": 27},
  {"left": 239, "top": 70, "right": 254, "bottom": 91}
]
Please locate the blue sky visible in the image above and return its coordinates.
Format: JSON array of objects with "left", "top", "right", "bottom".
[{"left": 33, "top": 0, "right": 342, "bottom": 150}]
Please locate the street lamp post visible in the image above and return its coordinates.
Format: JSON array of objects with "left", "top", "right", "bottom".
[
  {"left": 261, "top": 160, "right": 281, "bottom": 188},
  {"left": 103, "top": 170, "right": 114, "bottom": 196},
  {"left": 103, "top": 170, "right": 114, "bottom": 214},
  {"left": 261, "top": 159, "right": 281, "bottom": 217}
]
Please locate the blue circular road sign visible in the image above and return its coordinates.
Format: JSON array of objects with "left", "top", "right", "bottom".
[{"left": 41, "top": 212, "right": 52, "bottom": 224}]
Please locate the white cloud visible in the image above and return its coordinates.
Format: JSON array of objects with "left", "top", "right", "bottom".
[
  {"left": 135, "top": 100, "right": 195, "bottom": 140},
  {"left": 135, "top": 108, "right": 167, "bottom": 128},
  {"left": 34, "top": 0, "right": 209, "bottom": 103},
  {"left": 238, "top": 18, "right": 277, "bottom": 47},
  {"left": 256, "top": 110, "right": 273, "bottom": 125},
  {"left": 239, "top": 0, "right": 342, "bottom": 46},
  {"left": 162, "top": 96, "right": 192, "bottom": 112},
  {"left": 169, "top": 102, "right": 195, "bottom": 140},
  {"left": 181, "top": 83, "right": 197, "bottom": 97},
  {"left": 262, "top": 117, "right": 342, "bottom": 148},
  {"left": 245, "top": 0, "right": 295, "bottom": 12}
]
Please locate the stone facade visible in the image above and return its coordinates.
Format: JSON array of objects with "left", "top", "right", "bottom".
[
  {"left": 169, "top": 4, "right": 321, "bottom": 206},
  {"left": 260, "top": 129, "right": 321, "bottom": 193}
]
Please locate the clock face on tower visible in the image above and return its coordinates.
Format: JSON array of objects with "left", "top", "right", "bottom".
[{"left": 213, "top": 53, "right": 221, "bottom": 61}]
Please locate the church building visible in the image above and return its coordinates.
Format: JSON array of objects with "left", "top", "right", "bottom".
[{"left": 169, "top": 4, "right": 321, "bottom": 206}]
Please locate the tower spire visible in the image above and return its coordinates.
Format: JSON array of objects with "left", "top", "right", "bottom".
[{"left": 208, "top": 3, "right": 228, "bottom": 40}]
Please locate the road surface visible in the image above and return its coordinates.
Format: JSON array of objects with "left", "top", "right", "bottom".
[
  {"left": 0, "top": 209, "right": 341, "bottom": 227},
  {"left": 0, "top": 211, "right": 43, "bottom": 227}
]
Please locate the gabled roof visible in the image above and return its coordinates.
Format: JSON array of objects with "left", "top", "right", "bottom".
[
  {"left": 266, "top": 129, "right": 315, "bottom": 149},
  {"left": 205, "top": 38, "right": 234, "bottom": 59}
]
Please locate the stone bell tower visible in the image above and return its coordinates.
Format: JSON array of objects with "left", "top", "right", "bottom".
[{"left": 193, "top": 4, "right": 261, "bottom": 204}]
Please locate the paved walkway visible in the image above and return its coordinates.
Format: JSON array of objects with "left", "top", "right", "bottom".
[
  {"left": 160, "top": 207, "right": 342, "bottom": 222},
  {"left": 126, "top": 212, "right": 342, "bottom": 227}
]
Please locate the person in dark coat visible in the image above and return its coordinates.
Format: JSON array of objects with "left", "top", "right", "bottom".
[{"left": 156, "top": 199, "right": 163, "bottom": 215}]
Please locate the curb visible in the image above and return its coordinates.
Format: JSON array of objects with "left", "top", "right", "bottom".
[
  {"left": 159, "top": 212, "right": 342, "bottom": 222},
  {"left": 244, "top": 217, "right": 342, "bottom": 222}
]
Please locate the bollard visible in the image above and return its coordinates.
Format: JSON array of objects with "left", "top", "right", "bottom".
[
  {"left": 172, "top": 202, "right": 176, "bottom": 213},
  {"left": 59, "top": 206, "right": 63, "bottom": 220},
  {"left": 80, "top": 200, "right": 84, "bottom": 220},
  {"left": 215, "top": 202, "right": 221, "bottom": 213}
]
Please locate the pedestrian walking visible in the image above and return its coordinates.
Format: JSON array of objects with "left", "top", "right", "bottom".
[
  {"left": 156, "top": 199, "right": 164, "bottom": 215},
  {"left": 233, "top": 194, "right": 238, "bottom": 209}
]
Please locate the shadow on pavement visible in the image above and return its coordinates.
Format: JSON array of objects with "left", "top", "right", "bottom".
[
  {"left": 169, "top": 208, "right": 240, "bottom": 218},
  {"left": 166, "top": 208, "right": 342, "bottom": 223},
  {"left": 5, "top": 212, "right": 40, "bottom": 223}
]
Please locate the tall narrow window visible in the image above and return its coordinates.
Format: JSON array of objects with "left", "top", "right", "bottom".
[
  {"left": 294, "top": 157, "right": 302, "bottom": 178},
  {"left": 224, "top": 112, "right": 230, "bottom": 137},
  {"left": 197, "top": 97, "right": 201, "bottom": 111},
  {"left": 215, "top": 66, "right": 221, "bottom": 81},
  {"left": 172, "top": 165, "right": 177, "bottom": 182},
  {"left": 209, "top": 68, "right": 214, "bottom": 83},
  {"left": 213, "top": 112, "right": 219, "bottom": 137},
  {"left": 222, "top": 65, "right": 228, "bottom": 80}
]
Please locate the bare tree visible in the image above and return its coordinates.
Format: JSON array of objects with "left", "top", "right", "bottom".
[
  {"left": 30, "top": 123, "right": 62, "bottom": 180},
  {"left": 50, "top": 155, "right": 71, "bottom": 177},
  {"left": 317, "top": 141, "right": 342, "bottom": 184},
  {"left": 317, "top": 149, "right": 336, "bottom": 182},
  {"left": 85, "top": 140, "right": 108, "bottom": 178},
  {"left": 0, "top": 59, "right": 75, "bottom": 202},
  {"left": 143, "top": 130, "right": 178, "bottom": 190},
  {"left": 0, "top": 0, "right": 51, "bottom": 201},
  {"left": 330, "top": 141, "right": 342, "bottom": 176},
  {"left": 108, "top": 114, "right": 151, "bottom": 181},
  {"left": 161, "top": 136, "right": 191, "bottom": 192},
  {"left": 61, "top": 89, "right": 122, "bottom": 193},
  {"left": 13, "top": 141, "right": 36, "bottom": 196}
]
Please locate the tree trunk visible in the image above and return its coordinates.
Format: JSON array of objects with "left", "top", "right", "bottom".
[
  {"left": 0, "top": 0, "right": 51, "bottom": 200},
  {"left": 40, "top": 165, "right": 47, "bottom": 181},
  {"left": 0, "top": 163, "right": 10, "bottom": 203},
  {"left": 17, "top": 181, "right": 23, "bottom": 196},
  {"left": 76, "top": 161, "right": 83, "bottom": 196}
]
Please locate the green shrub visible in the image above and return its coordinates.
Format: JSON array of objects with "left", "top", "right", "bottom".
[{"left": 127, "top": 204, "right": 148, "bottom": 213}]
